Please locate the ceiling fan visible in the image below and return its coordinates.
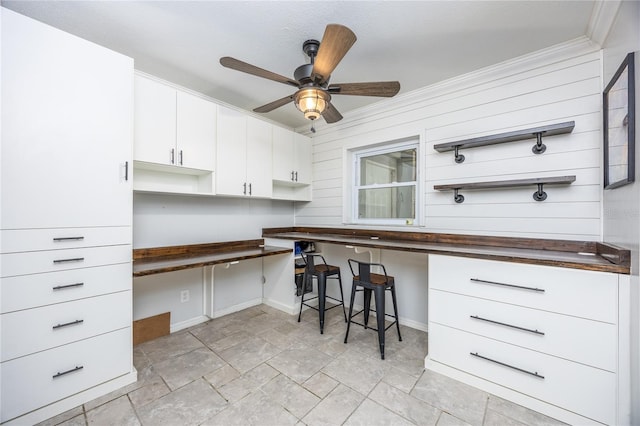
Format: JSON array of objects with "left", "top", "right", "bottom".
[{"left": 220, "top": 24, "right": 400, "bottom": 124}]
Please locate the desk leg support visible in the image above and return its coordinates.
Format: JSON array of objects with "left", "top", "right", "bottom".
[{"left": 204, "top": 262, "right": 238, "bottom": 319}]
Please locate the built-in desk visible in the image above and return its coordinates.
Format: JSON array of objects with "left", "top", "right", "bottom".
[
  {"left": 262, "top": 227, "right": 630, "bottom": 274},
  {"left": 133, "top": 239, "right": 291, "bottom": 276}
]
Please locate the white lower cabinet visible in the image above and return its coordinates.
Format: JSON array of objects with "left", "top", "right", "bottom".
[
  {"left": 426, "top": 254, "right": 630, "bottom": 425},
  {"left": 1, "top": 328, "right": 132, "bottom": 422}
]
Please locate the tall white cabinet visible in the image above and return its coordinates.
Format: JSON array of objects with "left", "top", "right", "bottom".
[{"left": 1, "top": 8, "right": 136, "bottom": 424}]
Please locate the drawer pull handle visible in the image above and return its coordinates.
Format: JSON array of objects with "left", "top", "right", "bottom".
[
  {"left": 52, "top": 319, "right": 84, "bottom": 330},
  {"left": 53, "top": 282, "right": 84, "bottom": 291},
  {"left": 52, "top": 365, "right": 83, "bottom": 379},
  {"left": 470, "top": 352, "right": 544, "bottom": 379},
  {"left": 53, "top": 237, "right": 84, "bottom": 242},
  {"left": 470, "top": 315, "right": 545, "bottom": 336},
  {"left": 53, "top": 257, "right": 85, "bottom": 264},
  {"left": 470, "top": 278, "right": 545, "bottom": 293}
]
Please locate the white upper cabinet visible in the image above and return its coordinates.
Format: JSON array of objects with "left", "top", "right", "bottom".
[
  {"left": 134, "top": 75, "right": 216, "bottom": 172},
  {"left": 1, "top": 8, "right": 133, "bottom": 229},
  {"left": 216, "top": 106, "right": 272, "bottom": 198},
  {"left": 272, "top": 127, "right": 312, "bottom": 185}
]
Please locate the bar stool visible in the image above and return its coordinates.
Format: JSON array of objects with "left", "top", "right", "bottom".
[
  {"left": 344, "top": 259, "right": 402, "bottom": 359},
  {"left": 297, "top": 252, "right": 347, "bottom": 334}
]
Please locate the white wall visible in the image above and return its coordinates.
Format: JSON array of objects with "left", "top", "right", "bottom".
[
  {"left": 601, "top": 1, "right": 640, "bottom": 423},
  {"left": 298, "top": 39, "right": 603, "bottom": 241},
  {"left": 132, "top": 193, "right": 294, "bottom": 328}
]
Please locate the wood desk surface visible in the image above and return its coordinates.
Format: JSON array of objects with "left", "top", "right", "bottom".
[
  {"left": 263, "top": 227, "right": 630, "bottom": 274},
  {"left": 133, "top": 239, "right": 291, "bottom": 277}
]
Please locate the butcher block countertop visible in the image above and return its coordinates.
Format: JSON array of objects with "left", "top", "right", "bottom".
[
  {"left": 133, "top": 239, "right": 291, "bottom": 277},
  {"left": 262, "top": 227, "right": 630, "bottom": 274}
]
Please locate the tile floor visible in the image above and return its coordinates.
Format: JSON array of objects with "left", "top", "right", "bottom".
[{"left": 38, "top": 304, "right": 566, "bottom": 426}]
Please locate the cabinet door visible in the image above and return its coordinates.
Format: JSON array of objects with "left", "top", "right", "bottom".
[
  {"left": 1, "top": 9, "right": 133, "bottom": 229},
  {"left": 216, "top": 106, "right": 247, "bottom": 196},
  {"left": 294, "top": 133, "right": 313, "bottom": 185},
  {"left": 246, "top": 117, "right": 273, "bottom": 198},
  {"left": 176, "top": 91, "right": 216, "bottom": 171},
  {"left": 134, "top": 75, "right": 177, "bottom": 166},
  {"left": 272, "top": 126, "right": 295, "bottom": 182}
]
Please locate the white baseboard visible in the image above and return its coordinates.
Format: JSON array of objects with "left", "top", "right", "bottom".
[
  {"left": 211, "top": 298, "right": 263, "bottom": 319},
  {"left": 170, "top": 315, "right": 210, "bottom": 333},
  {"left": 262, "top": 297, "right": 298, "bottom": 315}
]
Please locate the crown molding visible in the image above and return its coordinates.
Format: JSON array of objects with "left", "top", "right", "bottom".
[{"left": 587, "top": 0, "right": 622, "bottom": 47}]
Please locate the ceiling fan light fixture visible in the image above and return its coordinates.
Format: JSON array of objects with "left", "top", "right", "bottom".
[{"left": 294, "top": 88, "right": 330, "bottom": 120}]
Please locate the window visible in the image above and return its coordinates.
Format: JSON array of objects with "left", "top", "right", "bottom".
[{"left": 352, "top": 140, "right": 419, "bottom": 225}]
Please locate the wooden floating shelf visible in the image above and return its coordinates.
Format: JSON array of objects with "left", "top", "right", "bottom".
[
  {"left": 433, "top": 121, "right": 575, "bottom": 163},
  {"left": 434, "top": 175, "right": 576, "bottom": 203}
]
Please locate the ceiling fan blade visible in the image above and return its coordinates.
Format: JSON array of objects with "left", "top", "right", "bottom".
[
  {"left": 312, "top": 24, "right": 356, "bottom": 84},
  {"left": 322, "top": 102, "right": 343, "bottom": 123},
  {"left": 328, "top": 81, "right": 401, "bottom": 97},
  {"left": 253, "top": 94, "right": 295, "bottom": 113},
  {"left": 220, "top": 57, "right": 299, "bottom": 88}
]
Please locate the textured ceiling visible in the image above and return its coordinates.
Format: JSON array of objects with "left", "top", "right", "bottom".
[{"left": 2, "top": 1, "right": 601, "bottom": 128}]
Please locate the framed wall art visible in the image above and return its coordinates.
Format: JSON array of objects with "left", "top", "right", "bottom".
[{"left": 603, "top": 52, "right": 635, "bottom": 189}]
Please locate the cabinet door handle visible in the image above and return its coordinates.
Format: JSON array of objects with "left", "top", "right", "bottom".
[
  {"left": 470, "top": 315, "right": 544, "bottom": 335},
  {"left": 53, "top": 319, "right": 84, "bottom": 330},
  {"left": 294, "top": 171, "right": 298, "bottom": 182},
  {"left": 170, "top": 148, "right": 175, "bottom": 164},
  {"left": 53, "top": 237, "right": 84, "bottom": 242},
  {"left": 53, "top": 257, "right": 85, "bottom": 264},
  {"left": 52, "top": 282, "right": 84, "bottom": 291},
  {"left": 124, "top": 161, "right": 129, "bottom": 181},
  {"left": 179, "top": 150, "right": 183, "bottom": 165},
  {"left": 470, "top": 278, "right": 545, "bottom": 293},
  {"left": 291, "top": 171, "right": 295, "bottom": 181},
  {"left": 249, "top": 183, "right": 252, "bottom": 195},
  {"left": 470, "top": 352, "right": 544, "bottom": 379},
  {"left": 52, "top": 365, "right": 83, "bottom": 379},
  {"left": 243, "top": 182, "right": 247, "bottom": 195}
]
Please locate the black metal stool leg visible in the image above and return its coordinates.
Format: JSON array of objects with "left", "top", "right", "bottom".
[
  {"left": 297, "top": 273, "right": 307, "bottom": 322},
  {"left": 363, "top": 288, "right": 372, "bottom": 329},
  {"left": 374, "top": 285, "right": 386, "bottom": 360},
  {"left": 337, "top": 271, "right": 347, "bottom": 322},
  {"left": 344, "top": 282, "right": 358, "bottom": 343},
  {"left": 390, "top": 285, "right": 402, "bottom": 341}
]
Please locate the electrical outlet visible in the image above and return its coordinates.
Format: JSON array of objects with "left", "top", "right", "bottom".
[{"left": 180, "top": 290, "right": 190, "bottom": 303}]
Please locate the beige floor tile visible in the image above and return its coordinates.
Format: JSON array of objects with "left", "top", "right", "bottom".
[
  {"left": 303, "top": 372, "right": 339, "bottom": 398},
  {"left": 437, "top": 412, "right": 473, "bottom": 426},
  {"left": 302, "top": 383, "right": 365, "bottom": 426},
  {"left": 137, "top": 330, "right": 205, "bottom": 363},
  {"left": 261, "top": 374, "right": 320, "bottom": 418},
  {"left": 136, "top": 378, "right": 227, "bottom": 426},
  {"left": 486, "top": 395, "right": 567, "bottom": 426},
  {"left": 85, "top": 395, "right": 140, "bottom": 426},
  {"left": 218, "top": 335, "right": 282, "bottom": 373},
  {"left": 203, "top": 390, "right": 298, "bottom": 426},
  {"left": 35, "top": 406, "right": 84, "bottom": 426},
  {"left": 369, "top": 381, "right": 440, "bottom": 425},
  {"left": 152, "top": 347, "right": 227, "bottom": 390},
  {"left": 321, "top": 349, "right": 389, "bottom": 395},
  {"left": 204, "top": 363, "right": 241, "bottom": 388},
  {"left": 411, "top": 370, "right": 488, "bottom": 426},
  {"left": 217, "top": 363, "right": 280, "bottom": 402},
  {"left": 267, "top": 344, "right": 333, "bottom": 383},
  {"left": 344, "top": 398, "right": 415, "bottom": 426}
]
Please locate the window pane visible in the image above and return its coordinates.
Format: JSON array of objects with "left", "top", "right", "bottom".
[
  {"left": 359, "top": 149, "right": 416, "bottom": 185},
  {"left": 358, "top": 186, "right": 415, "bottom": 219}
]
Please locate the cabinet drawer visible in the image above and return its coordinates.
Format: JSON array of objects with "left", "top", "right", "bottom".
[
  {"left": 1, "top": 291, "right": 131, "bottom": 361},
  {"left": 428, "top": 255, "right": 618, "bottom": 323},
  {"left": 430, "top": 289, "right": 617, "bottom": 371},
  {"left": 1, "top": 226, "right": 131, "bottom": 254},
  {"left": 0, "top": 327, "right": 132, "bottom": 423},
  {"left": 1, "top": 244, "right": 131, "bottom": 277},
  {"left": 1, "top": 263, "right": 131, "bottom": 313},
  {"left": 429, "top": 323, "right": 616, "bottom": 425}
]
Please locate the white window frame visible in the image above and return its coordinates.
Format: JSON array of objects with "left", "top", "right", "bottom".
[{"left": 351, "top": 139, "right": 420, "bottom": 226}]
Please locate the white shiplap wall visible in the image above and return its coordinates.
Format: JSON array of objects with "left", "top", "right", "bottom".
[{"left": 298, "top": 38, "right": 603, "bottom": 241}]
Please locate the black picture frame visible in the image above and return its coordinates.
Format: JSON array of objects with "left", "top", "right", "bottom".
[{"left": 604, "top": 52, "right": 635, "bottom": 189}]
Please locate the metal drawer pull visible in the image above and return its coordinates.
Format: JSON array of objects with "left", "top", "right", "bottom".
[
  {"left": 470, "top": 352, "right": 545, "bottom": 379},
  {"left": 470, "top": 315, "right": 545, "bottom": 335},
  {"left": 53, "top": 257, "right": 85, "bottom": 264},
  {"left": 52, "top": 282, "right": 84, "bottom": 291},
  {"left": 53, "top": 319, "right": 84, "bottom": 330},
  {"left": 53, "top": 236, "right": 84, "bottom": 242},
  {"left": 470, "top": 278, "right": 545, "bottom": 293},
  {"left": 52, "top": 365, "right": 83, "bottom": 379}
]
